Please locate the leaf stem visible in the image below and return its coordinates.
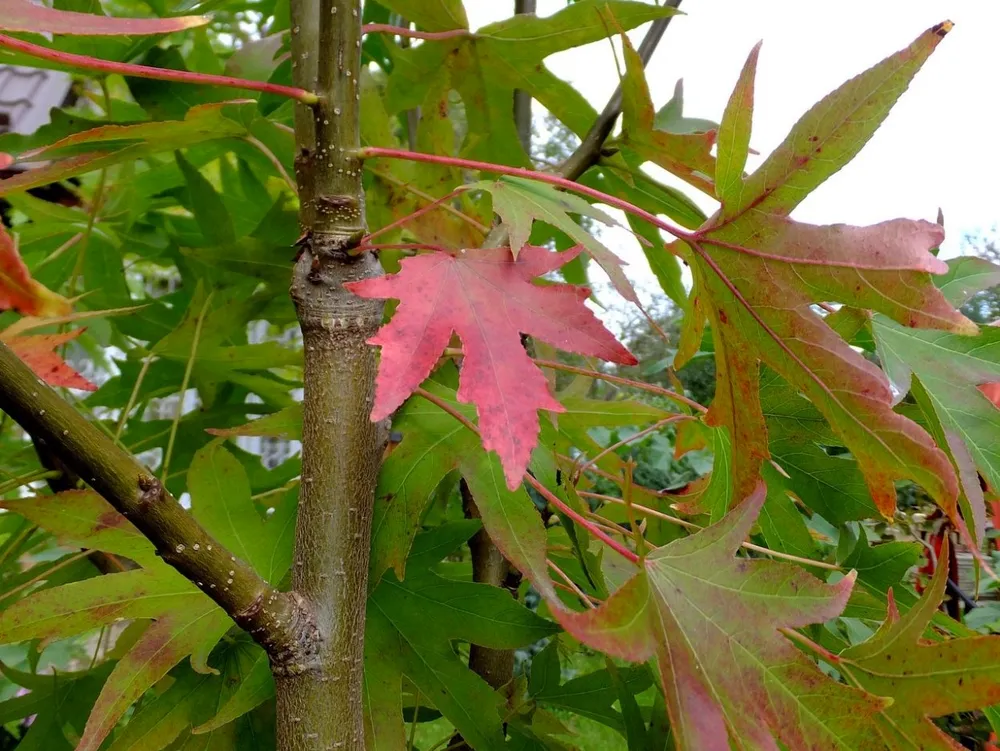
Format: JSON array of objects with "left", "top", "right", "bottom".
[
  {"left": 114, "top": 355, "right": 154, "bottom": 443},
  {"left": 161, "top": 292, "right": 213, "bottom": 483},
  {"left": 547, "top": 558, "right": 598, "bottom": 608},
  {"left": 361, "top": 23, "right": 468, "bottom": 41},
  {"left": 778, "top": 627, "right": 842, "bottom": 665},
  {"left": 0, "top": 33, "right": 319, "bottom": 104},
  {"left": 359, "top": 148, "right": 695, "bottom": 243},
  {"left": 0, "top": 550, "right": 91, "bottom": 605},
  {"left": 572, "top": 415, "right": 691, "bottom": 482},
  {"left": 439, "top": 350, "right": 707, "bottom": 413},
  {"left": 413, "top": 387, "right": 640, "bottom": 564},
  {"left": 583, "top": 493, "right": 842, "bottom": 571},
  {"left": 0, "top": 468, "right": 61, "bottom": 496},
  {"left": 370, "top": 173, "right": 490, "bottom": 236},
  {"left": 361, "top": 186, "right": 473, "bottom": 246}
]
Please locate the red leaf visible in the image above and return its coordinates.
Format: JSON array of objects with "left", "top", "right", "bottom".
[
  {"left": 0, "top": 224, "right": 71, "bottom": 317},
  {"left": 4, "top": 331, "right": 95, "bottom": 391},
  {"left": 347, "top": 246, "right": 636, "bottom": 488},
  {"left": 0, "top": 0, "right": 207, "bottom": 35}
]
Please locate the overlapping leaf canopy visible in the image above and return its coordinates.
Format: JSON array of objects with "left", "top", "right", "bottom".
[{"left": 0, "top": 2, "right": 996, "bottom": 750}]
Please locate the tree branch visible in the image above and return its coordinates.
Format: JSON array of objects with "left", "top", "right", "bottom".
[
  {"left": 284, "top": 0, "right": 385, "bottom": 747},
  {"left": 513, "top": 0, "right": 537, "bottom": 154},
  {"left": 559, "top": 1, "right": 681, "bottom": 181},
  {"left": 0, "top": 342, "right": 316, "bottom": 672}
]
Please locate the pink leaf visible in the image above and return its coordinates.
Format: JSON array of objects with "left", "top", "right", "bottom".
[
  {"left": 347, "top": 245, "right": 635, "bottom": 488},
  {"left": 0, "top": 0, "right": 207, "bottom": 35}
]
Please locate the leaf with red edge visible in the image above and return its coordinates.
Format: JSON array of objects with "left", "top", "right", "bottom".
[
  {"left": 0, "top": 224, "right": 71, "bottom": 317},
  {"left": 0, "top": 0, "right": 208, "bottom": 35},
  {"left": 673, "top": 25, "right": 971, "bottom": 518},
  {"left": 347, "top": 245, "right": 636, "bottom": 488},
  {"left": 559, "top": 483, "right": 887, "bottom": 750},
  {"left": 841, "top": 538, "right": 1000, "bottom": 750},
  {"left": 2, "top": 330, "right": 95, "bottom": 390},
  {"left": 618, "top": 33, "right": 717, "bottom": 195},
  {"left": 872, "top": 255, "right": 1000, "bottom": 529}
]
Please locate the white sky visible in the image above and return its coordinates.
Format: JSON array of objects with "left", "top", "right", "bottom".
[{"left": 465, "top": 1, "right": 1000, "bottom": 312}]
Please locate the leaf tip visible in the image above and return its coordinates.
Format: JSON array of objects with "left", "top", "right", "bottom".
[{"left": 931, "top": 20, "right": 954, "bottom": 38}]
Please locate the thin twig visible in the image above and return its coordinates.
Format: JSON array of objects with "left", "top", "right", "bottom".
[{"left": 559, "top": 3, "right": 682, "bottom": 181}]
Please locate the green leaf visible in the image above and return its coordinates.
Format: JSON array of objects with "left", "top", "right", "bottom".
[
  {"left": 653, "top": 79, "right": 719, "bottom": 135},
  {"left": 0, "top": 568, "right": 232, "bottom": 751},
  {"left": 191, "top": 646, "right": 273, "bottom": 735},
  {"left": 207, "top": 405, "right": 304, "bottom": 441},
  {"left": 871, "top": 257, "right": 1000, "bottom": 514},
  {"left": 715, "top": 43, "right": 760, "bottom": 205},
  {"left": 0, "top": 489, "right": 158, "bottom": 566},
  {"left": 0, "top": 103, "right": 266, "bottom": 196},
  {"left": 386, "top": 1, "right": 680, "bottom": 166},
  {"left": 528, "top": 641, "right": 654, "bottom": 735},
  {"left": 365, "top": 522, "right": 558, "bottom": 750},
  {"left": 560, "top": 484, "right": 885, "bottom": 750},
  {"left": 618, "top": 33, "right": 716, "bottom": 194},
  {"left": 377, "top": 0, "right": 468, "bottom": 31},
  {"left": 0, "top": 663, "right": 111, "bottom": 750},
  {"left": 175, "top": 152, "right": 236, "bottom": 246},
  {"left": 188, "top": 442, "right": 294, "bottom": 584},
  {"left": 471, "top": 176, "right": 638, "bottom": 303},
  {"left": 841, "top": 539, "right": 1000, "bottom": 749}
]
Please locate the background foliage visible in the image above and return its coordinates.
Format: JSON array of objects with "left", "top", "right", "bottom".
[{"left": 0, "top": 1, "right": 997, "bottom": 750}]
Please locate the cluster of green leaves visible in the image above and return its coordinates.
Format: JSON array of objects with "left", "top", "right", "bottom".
[{"left": 0, "top": 1, "right": 997, "bottom": 750}]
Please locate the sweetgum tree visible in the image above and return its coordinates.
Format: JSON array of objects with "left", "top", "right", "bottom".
[{"left": 0, "top": 1, "right": 997, "bottom": 749}]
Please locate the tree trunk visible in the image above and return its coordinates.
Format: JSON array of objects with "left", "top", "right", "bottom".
[{"left": 281, "top": 1, "right": 384, "bottom": 749}]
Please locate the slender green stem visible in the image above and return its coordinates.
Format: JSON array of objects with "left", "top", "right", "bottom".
[
  {"left": 161, "top": 293, "right": 213, "bottom": 483},
  {"left": 0, "top": 468, "right": 61, "bottom": 496},
  {"left": 0, "top": 523, "right": 36, "bottom": 570},
  {"left": 115, "top": 355, "right": 154, "bottom": 443},
  {"left": 0, "top": 550, "right": 92, "bottom": 605}
]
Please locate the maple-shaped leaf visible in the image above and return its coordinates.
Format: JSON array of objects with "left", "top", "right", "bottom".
[
  {"left": 840, "top": 538, "right": 1000, "bottom": 750},
  {"left": 470, "top": 176, "right": 639, "bottom": 303},
  {"left": 618, "top": 33, "right": 717, "bottom": 194},
  {"left": 0, "top": 103, "right": 262, "bottom": 197},
  {"left": 0, "top": 662, "right": 111, "bottom": 750},
  {"left": 674, "top": 24, "right": 972, "bottom": 516},
  {"left": 384, "top": 0, "right": 680, "bottom": 166},
  {"left": 873, "top": 256, "right": 1000, "bottom": 515},
  {"left": 0, "top": 0, "right": 208, "bottom": 35},
  {"left": 2, "top": 330, "right": 96, "bottom": 390},
  {"left": 347, "top": 245, "right": 636, "bottom": 488},
  {"left": 559, "top": 483, "right": 887, "bottom": 750},
  {"left": 0, "top": 461, "right": 292, "bottom": 751},
  {"left": 365, "top": 522, "right": 558, "bottom": 751},
  {"left": 0, "top": 224, "right": 71, "bottom": 317}
]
